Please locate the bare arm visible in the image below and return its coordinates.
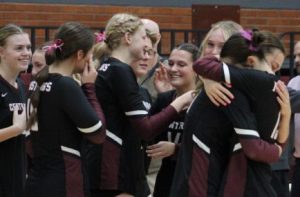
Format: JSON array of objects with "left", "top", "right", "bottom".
[
  {"left": 202, "top": 77, "right": 234, "bottom": 106},
  {"left": 276, "top": 81, "right": 291, "bottom": 145}
]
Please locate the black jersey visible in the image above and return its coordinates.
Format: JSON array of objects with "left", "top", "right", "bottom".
[
  {"left": 170, "top": 90, "right": 234, "bottom": 197},
  {"left": 193, "top": 57, "right": 282, "bottom": 197},
  {"left": 150, "top": 90, "right": 185, "bottom": 197},
  {"left": 220, "top": 63, "right": 280, "bottom": 197},
  {"left": 0, "top": 76, "right": 26, "bottom": 197},
  {"left": 170, "top": 87, "right": 280, "bottom": 197},
  {"left": 93, "top": 57, "right": 177, "bottom": 196},
  {"left": 25, "top": 74, "right": 104, "bottom": 197}
]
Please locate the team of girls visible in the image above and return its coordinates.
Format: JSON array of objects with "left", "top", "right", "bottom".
[{"left": 0, "top": 16, "right": 294, "bottom": 197}]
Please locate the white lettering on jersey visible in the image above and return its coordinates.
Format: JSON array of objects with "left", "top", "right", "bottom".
[
  {"left": 9, "top": 103, "right": 24, "bottom": 111},
  {"left": 167, "top": 121, "right": 184, "bottom": 144},
  {"left": 167, "top": 131, "right": 181, "bottom": 144},
  {"left": 40, "top": 82, "right": 52, "bottom": 92},
  {"left": 29, "top": 81, "right": 52, "bottom": 92},
  {"left": 169, "top": 121, "right": 184, "bottom": 130},
  {"left": 99, "top": 63, "right": 110, "bottom": 72},
  {"left": 29, "top": 81, "right": 38, "bottom": 91}
]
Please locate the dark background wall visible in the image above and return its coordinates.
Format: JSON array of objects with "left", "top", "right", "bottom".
[{"left": 1, "top": 0, "right": 300, "bottom": 9}]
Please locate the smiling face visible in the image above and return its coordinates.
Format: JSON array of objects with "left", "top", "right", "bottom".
[
  {"left": 0, "top": 33, "right": 32, "bottom": 74},
  {"left": 166, "top": 48, "right": 196, "bottom": 92},
  {"left": 202, "top": 28, "right": 225, "bottom": 58}
]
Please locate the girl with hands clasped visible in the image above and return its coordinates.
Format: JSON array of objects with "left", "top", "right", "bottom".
[
  {"left": 25, "top": 22, "right": 106, "bottom": 197},
  {"left": 147, "top": 43, "right": 200, "bottom": 197},
  {"left": 0, "top": 24, "right": 31, "bottom": 197}
]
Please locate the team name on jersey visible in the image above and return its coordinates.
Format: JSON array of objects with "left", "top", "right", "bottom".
[
  {"left": 168, "top": 121, "right": 184, "bottom": 130},
  {"left": 29, "top": 81, "right": 53, "bottom": 92},
  {"left": 98, "top": 63, "right": 110, "bottom": 72},
  {"left": 9, "top": 103, "right": 24, "bottom": 111}
]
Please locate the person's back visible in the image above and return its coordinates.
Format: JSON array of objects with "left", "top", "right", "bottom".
[
  {"left": 27, "top": 75, "right": 96, "bottom": 196},
  {"left": 194, "top": 69, "right": 283, "bottom": 196}
]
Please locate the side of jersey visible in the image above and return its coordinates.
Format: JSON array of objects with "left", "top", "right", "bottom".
[
  {"left": 94, "top": 58, "right": 149, "bottom": 195},
  {"left": 0, "top": 76, "right": 26, "bottom": 197},
  {"left": 26, "top": 74, "right": 102, "bottom": 197}
]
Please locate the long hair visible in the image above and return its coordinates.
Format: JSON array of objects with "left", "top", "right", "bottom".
[{"left": 27, "top": 22, "right": 94, "bottom": 129}]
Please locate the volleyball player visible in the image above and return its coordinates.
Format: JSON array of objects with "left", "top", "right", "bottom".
[
  {"left": 91, "top": 13, "right": 193, "bottom": 197},
  {"left": 25, "top": 22, "right": 106, "bottom": 197}
]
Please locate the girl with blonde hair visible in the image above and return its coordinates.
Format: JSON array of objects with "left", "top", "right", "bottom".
[
  {"left": 88, "top": 13, "right": 193, "bottom": 197},
  {"left": 0, "top": 24, "right": 30, "bottom": 197}
]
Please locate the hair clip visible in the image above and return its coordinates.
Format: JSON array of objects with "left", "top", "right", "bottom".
[
  {"left": 95, "top": 31, "right": 106, "bottom": 43},
  {"left": 42, "top": 39, "right": 64, "bottom": 52},
  {"left": 240, "top": 29, "right": 258, "bottom": 52},
  {"left": 240, "top": 29, "right": 252, "bottom": 41}
]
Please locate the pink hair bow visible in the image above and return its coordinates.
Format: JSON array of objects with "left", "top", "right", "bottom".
[
  {"left": 240, "top": 29, "right": 258, "bottom": 51},
  {"left": 42, "top": 39, "right": 64, "bottom": 52},
  {"left": 240, "top": 29, "right": 253, "bottom": 41},
  {"left": 95, "top": 31, "right": 106, "bottom": 43}
]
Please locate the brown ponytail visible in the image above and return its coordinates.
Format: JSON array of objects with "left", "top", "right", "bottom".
[{"left": 27, "top": 22, "right": 94, "bottom": 130}]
